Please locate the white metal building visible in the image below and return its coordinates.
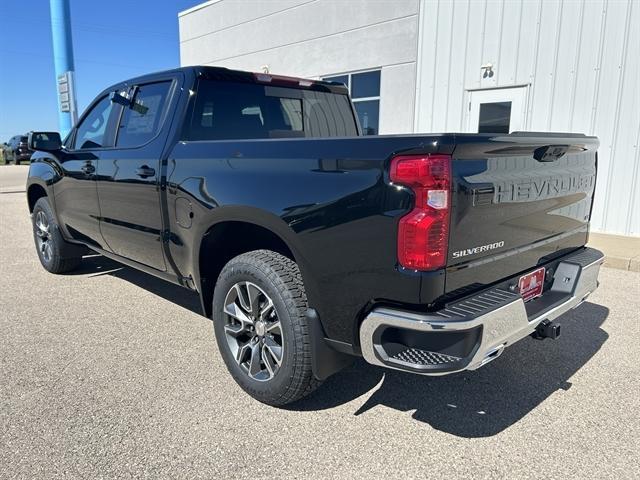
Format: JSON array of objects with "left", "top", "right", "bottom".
[{"left": 179, "top": 0, "right": 639, "bottom": 236}]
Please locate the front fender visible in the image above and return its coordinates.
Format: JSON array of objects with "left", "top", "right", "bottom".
[{"left": 26, "top": 154, "right": 61, "bottom": 213}]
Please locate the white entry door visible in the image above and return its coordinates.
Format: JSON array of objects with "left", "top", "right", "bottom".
[{"left": 466, "top": 86, "right": 528, "bottom": 133}]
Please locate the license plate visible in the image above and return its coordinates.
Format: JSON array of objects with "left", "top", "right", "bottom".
[{"left": 518, "top": 267, "right": 545, "bottom": 302}]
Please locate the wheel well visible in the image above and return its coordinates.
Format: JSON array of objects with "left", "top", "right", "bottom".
[
  {"left": 27, "top": 184, "right": 47, "bottom": 213},
  {"left": 199, "top": 221, "right": 295, "bottom": 317}
]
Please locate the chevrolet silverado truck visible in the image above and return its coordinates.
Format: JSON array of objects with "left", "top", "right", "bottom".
[{"left": 26, "top": 66, "right": 603, "bottom": 406}]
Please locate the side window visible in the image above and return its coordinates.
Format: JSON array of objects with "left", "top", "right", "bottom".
[
  {"left": 74, "top": 95, "right": 114, "bottom": 150},
  {"left": 116, "top": 81, "right": 171, "bottom": 148}
]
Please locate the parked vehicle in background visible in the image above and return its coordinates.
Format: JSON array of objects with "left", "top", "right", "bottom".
[
  {"left": 5, "top": 135, "right": 32, "bottom": 164},
  {"left": 26, "top": 66, "right": 604, "bottom": 406}
]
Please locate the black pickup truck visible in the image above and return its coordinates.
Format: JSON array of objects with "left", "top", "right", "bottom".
[{"left": 26, "top": 66, "right": 603, "bottom": 406}]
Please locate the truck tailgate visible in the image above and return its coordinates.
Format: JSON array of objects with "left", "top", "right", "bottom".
[{"left": 446, "top": 133, "right": 598, "bottom": 294}]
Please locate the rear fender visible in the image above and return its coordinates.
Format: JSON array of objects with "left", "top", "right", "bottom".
[{"left": 193, "top": 205, "right": 321, "bottom": 318}]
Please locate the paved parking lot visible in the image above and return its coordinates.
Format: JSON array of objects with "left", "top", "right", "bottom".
[{"left": 1, "top": 165, "right": 639, "bottom": 479}]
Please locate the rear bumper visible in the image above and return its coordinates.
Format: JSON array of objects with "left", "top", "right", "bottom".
[{"left": 359, "top": 247, "right": 604, "bottom": 375}]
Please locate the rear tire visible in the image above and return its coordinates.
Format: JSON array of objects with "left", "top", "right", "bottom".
[
  {"left": 212, "top": 250, "right": 321, "bottom": 406},
  {"left": 32, "top": 197, "right": 83, "bottom": 273}
]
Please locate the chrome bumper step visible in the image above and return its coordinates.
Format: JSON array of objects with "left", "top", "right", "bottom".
[{"left": 359, "top": 247, "right": 604, "bottom": 376}]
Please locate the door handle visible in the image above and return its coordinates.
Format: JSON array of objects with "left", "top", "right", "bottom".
[
  {"left": 135, "top": 165, "right": 156, "bottom": 178},
  {"left": 81, "top": 163, "right": 95, "bottom": 174}
]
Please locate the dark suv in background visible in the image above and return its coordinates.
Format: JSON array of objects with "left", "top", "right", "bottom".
[{"left": 4, "top": 135, "right": 32, "bottom": 164}]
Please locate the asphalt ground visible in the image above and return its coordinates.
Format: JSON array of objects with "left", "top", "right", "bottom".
[{"left": 1, "top": 165, "right": 639, "bottom": 479}]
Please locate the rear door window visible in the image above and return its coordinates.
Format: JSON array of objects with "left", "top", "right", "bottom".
[{"left": 116, "top": 81, "right": 171, "bottom": 148}]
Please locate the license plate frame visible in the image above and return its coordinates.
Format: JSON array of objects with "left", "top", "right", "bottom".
[{"left": 518, "top": 267, "right": 546, "bottom": 302}]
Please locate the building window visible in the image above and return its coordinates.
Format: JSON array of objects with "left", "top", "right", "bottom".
[{"left": 323, "top": 70, "right": 380, "bottom": 135}]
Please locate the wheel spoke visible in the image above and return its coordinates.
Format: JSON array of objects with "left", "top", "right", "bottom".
[
  {"left": 265, "top": 319, "right": 281, "bottom": 335},
  {"left": 223, "top": 301, "right": 253, "bottom": 326},
  {"left": 259, "top": 298, "right": 274, "bottom": 321},
  {"left": 245, "top": 282, "right": 262, "bottom": 318},
  {"left": 262, "top": 346, "right": 276, "bottom": 377},
  {"left": 35, "top": 212, "right": 49, "bottom": 237},
  {"left": 224, "top": 322, "right": 248, "bottom": 338},
  {"left": 264, "top": 336, "right": 283, "bottom": 366},
  {"left": 235, "top": 284, "right": 252, "bottom": 313},
  {"left": 235, "top": 341, "right": 251, "bottom": 364},
  {"left": 248, "top": 342, "right": 262, "bottom": 377},
  {"left": 45, "top": 243, "right": 53, "bottom": 261}
]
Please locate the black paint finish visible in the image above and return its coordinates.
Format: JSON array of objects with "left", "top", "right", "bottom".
[{"left": 26, "top": 66, "right": 599, "bottom": 352}]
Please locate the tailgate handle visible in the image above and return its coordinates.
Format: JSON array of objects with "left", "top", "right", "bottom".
[{"left": 533, "top": 145, "right": 569, "bottom": 162}]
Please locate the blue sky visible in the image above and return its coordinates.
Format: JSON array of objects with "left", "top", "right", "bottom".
[{"left": 0, "top": 0, "right": 199, "bottom": 141}]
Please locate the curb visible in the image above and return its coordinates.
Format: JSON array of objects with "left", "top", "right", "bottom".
[{"left": 588, "top": 233, "right": 640, "bottom": 272}]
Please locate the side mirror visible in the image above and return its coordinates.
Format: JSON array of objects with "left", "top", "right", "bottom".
[{"left": 28, "top": 131, "right": 62, "bottom": 151}]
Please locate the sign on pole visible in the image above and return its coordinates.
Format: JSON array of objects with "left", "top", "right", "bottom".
[{"left": 56, "top": 71, "right": 77, "bottom": 123}]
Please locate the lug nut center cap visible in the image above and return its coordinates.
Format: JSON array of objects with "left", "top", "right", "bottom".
[{"left": 255, "top": 321, "right": 266, "bottom": 337}]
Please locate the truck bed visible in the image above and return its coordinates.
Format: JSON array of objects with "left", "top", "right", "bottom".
[{"left": 168, "top": 132, "right": 598, "bottom": 347}]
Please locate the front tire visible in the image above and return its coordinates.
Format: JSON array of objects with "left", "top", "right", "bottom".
[
  {"left": 212, "top": 250, "right": 320, "bottom": 406},
  {"left": 32, "top": 197, "right": 83, "bottom": 273}
]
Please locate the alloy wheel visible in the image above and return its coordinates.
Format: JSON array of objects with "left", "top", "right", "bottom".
[
  {"left": 223, "top": 281, "right": 284, "bottom": 382},
  {"left": 34, "top": 210, "right": 53, "bottom": 263}
]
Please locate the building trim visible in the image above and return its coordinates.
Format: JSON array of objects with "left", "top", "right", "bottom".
[{"left": 178, "top": 0, "right": 223, "bottom": 17}]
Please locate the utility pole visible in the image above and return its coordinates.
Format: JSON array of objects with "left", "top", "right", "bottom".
[{"left": 49, "top": 0, "right": 78, "bottom": 137}]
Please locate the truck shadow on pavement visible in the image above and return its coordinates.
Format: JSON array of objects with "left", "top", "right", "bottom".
[
  {"left": 291, "top": 302, "right": 610, "bottom": 438},
  {"left": 72, "top": 255, "right": 203, "bottom": 314},
  {"left": 74, "top": 255, "right": 609, "bottom": 438}
]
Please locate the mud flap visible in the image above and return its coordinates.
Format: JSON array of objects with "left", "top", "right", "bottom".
[{"left": 307, "top": 308, "right": 354, "bottom": 381}]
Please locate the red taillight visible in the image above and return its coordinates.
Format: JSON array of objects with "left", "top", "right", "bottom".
[{"left": 390, "top": 154, "right": 451, "bottom": 271}]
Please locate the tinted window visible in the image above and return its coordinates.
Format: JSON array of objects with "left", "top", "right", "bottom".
[
  {"left": 351, "top": 71, "right": 380, "bottom": 99},
  {"left": 19, "top": 136, "right": 27, "bottom": 143},
  {"left": 186, "top": 80, "right": 357, "bottom": 140},
  {"left": 116, "top": 82, "right": 171, "bottom": 148},
  {"left": 74, "top": 95, "right": 114, "bottom": 149},
  {"left": 478, "top": 101, "right": 511, "bottom": 133}
]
